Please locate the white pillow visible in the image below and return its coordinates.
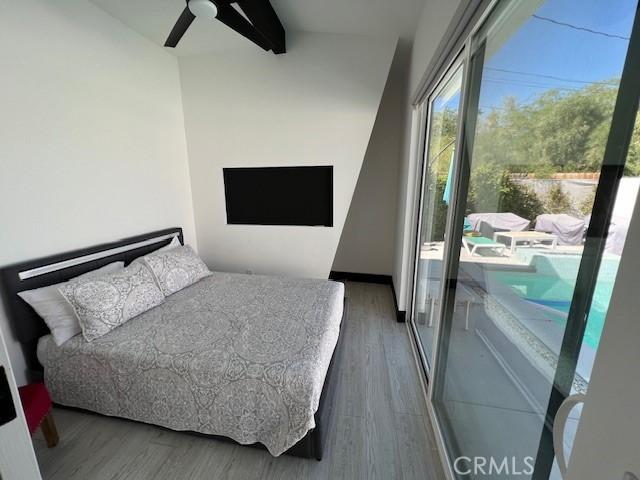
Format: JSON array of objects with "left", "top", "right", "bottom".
[
  {"left": 18, "top": 262, "right": 124, "bottom": 346},
  {"left": 142, "top": 245, "right": 212, "bottom": 297},
  {"left": 158, "top": 236, "right": 181, "bottom": 252},
  {"left": 131, "top": 236, "right": 180, "bottom": 266},
  {"left": 59, "top": 262, "right": 164, "bottom": 342}
]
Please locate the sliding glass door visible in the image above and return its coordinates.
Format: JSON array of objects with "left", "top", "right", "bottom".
[
  {"left": 409, "top": 0, "right": 640, "bottom": 477},
  {"left": 411, "top": 63, "right": 464, "bottom": 369}
]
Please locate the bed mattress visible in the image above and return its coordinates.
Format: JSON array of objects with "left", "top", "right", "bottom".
[{"left": 38, "top": 272, "right": 344, "bottom": 456}]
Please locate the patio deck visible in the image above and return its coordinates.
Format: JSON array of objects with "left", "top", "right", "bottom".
[
  {"left": 420, "top": 242, "right": 584, "bottom": 267},
  {"left": 415, "top": 242, "right": 608, "bottom": 479}
]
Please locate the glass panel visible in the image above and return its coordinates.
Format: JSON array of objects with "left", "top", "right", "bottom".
[
  {"left": 412, "top": 66, "right": 464, "bottom": 368},
  {"left": 551, "top": 105, "right": 639, "bottom": 479},
  {"left": 432, "top": 0, "right": 638, "bottom": 478}
]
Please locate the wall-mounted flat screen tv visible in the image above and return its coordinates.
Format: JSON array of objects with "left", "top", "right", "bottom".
[{"left": 223, "top": 166, "right": 333, "bottom": 226}]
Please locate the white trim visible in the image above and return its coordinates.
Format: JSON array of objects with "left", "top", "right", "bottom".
[
  {"left": 411, "top": 0, "right": 492, "bottom": 105},
  {"left": 408, "top": 102, "right": 432, "bottom": 372},
  {"left": 414, "top": 44, "right": 468, "bottom": 107},
  {"left": 408, "top": 52, "right": 468, "bottom": 377},
  {"left": 428, "top": 36, "right": 473, "bottom": 403},
  {"left": 18, "top": 232, "right": 180, "bottom": 281}
]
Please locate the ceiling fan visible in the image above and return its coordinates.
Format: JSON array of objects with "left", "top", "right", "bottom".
[{"left": 165, "top": 0, "right": 286, "bottom": 54}]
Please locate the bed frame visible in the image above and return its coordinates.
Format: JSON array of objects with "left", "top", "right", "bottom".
[{"left": 0, "top": 227, "right": 344, "bottom": 460}]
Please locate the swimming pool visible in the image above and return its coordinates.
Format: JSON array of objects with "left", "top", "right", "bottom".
[{"left": 488, "top": 253, "right": 620, "bottom": 350}]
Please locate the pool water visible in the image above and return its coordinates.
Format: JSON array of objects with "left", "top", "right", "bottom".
[{"left": 488, "top": 254, "right": 620, "bottom": 350}]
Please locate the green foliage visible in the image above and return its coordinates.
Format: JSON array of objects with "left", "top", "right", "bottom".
[
  {"left": 545, "top": 184, "right": 572, "bottom": 214},
  {"left": 501, "top": 177, "right": 546, "bottom": 221},
  {"left": 420, "top": 107, "right": 459, "bottom": 243},
  {"left": 417, "top": 80, "right": 640, "bottom": 231},
  {"left": 473, "top": 83, "right": 631, "bottom": 174},
  {"left": 467, "top": 162, "right": 545, "bottom": 221},
  {"left": 427, "top": 174, "right": 449, "bottom": 242},
  {"left": 429, "top": 108, "right": 458, "bottom": 161},
  {"left": 578, "top": 187, "right": 597, "bottom": 216},
  {"left": 625, "top": 117, "right": 640, "bottom": 176}
]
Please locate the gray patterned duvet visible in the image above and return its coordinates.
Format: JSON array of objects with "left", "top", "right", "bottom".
[{"left": 38, "top": 272, "right": 344, "bottom": 456}]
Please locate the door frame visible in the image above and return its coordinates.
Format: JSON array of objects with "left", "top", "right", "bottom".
[
  {"left": 405, "top": 3, "right": 497, "bottom": 479},
  {"left": 409, "top": 50, "right": 467, "bottom": 377},
  {"left": 405, "top": 0, "right": 640, "bottom": 478}
]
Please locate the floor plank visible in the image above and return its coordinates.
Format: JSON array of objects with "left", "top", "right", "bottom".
[
  {"left": 34, "top": 281, "right": 443, "bottom": 479},
  {"left": 383, "top": 332, "right": 429, "bottom": 416},
  {"left": 365, "top": 343, "right": 403, "bottom": 480},
  {"left": 396, "top": 413, "right": 443, "bottom": 480},
  {"left": 327, "top": 414, "right": 367, "bottom": 480}
]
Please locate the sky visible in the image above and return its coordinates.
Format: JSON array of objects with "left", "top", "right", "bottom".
[{"left": 479, "top": 0, "right": 637, "bottom": 109}]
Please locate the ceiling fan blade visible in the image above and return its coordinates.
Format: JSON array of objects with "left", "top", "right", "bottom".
[
  {"left": 216, "top": 4, "right": 271, "bottom": 51},
  {"left": 236, "top": 0, "right": 286, "bottom": 54},
  {"left": 165, "top": 7, "right": 196, "bottom": 48}
]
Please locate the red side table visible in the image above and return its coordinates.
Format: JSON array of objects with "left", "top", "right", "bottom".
[{"left": 18, "top": 383, "right": 58, "bottom": 448}]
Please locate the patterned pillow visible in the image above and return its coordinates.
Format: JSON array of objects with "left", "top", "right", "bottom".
[
  {"left": 59, "top": 263, "right": 164, "bottom": 342},
  {"left": 17, "top": 261, "right": 124, "bottom": 346},
  {"left": 142, "top": 245, "right": 212, "bottom": 296}
]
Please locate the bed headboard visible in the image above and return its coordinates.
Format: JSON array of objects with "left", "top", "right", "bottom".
[{"left": 0, "top": 227, "right": 184, "bottom": 375}]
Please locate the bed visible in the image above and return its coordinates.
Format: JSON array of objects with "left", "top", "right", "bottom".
[{"left": 0, "top": 228, "right": 345, "bottom": 459}]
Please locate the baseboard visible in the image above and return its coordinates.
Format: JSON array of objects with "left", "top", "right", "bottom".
[
  {"left": 329, "top": 271, "right": 406, "bottom": 323},
  {"left": 328, "top": 271, "right": 391, "bottom": 284},
  {"left": 390, "top": 284, "right": 406, "bottom": 323}
]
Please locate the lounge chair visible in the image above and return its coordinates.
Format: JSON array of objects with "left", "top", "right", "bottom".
[{"left": 462, "top": 236, "right": 507, "bottom": 256}]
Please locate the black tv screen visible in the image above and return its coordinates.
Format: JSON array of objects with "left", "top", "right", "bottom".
[{"left": 223, "top": 166, "right": 333, "bottom": 226}]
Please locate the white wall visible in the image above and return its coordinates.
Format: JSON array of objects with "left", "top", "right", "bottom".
[
  {"left": 332, "top": 43, "right": 410, "bottom": 275},
  {"left": 0, "top": 0, "right": 196, "bottom": 385},
  {"left": 566, "top": 198, "right": 640, "bottom": 480},
  {"left": 393, "top": 0, "right": 463, "bottom": 310},
  {"left": 179, "top": 32, "right": 396, "bottom": 279},
  {"left": 407, "top": 0, "right": 464, "bottom": 98}
]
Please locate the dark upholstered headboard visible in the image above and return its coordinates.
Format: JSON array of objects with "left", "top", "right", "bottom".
[{"left": 0, "top": 227, "right": 184, "bottom": 375}]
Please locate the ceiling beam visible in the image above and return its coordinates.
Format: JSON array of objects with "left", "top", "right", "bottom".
[
  {"left": 216, "top": 3, "right": 272, "bottom": 51},
  {"left": 235, "top": 0, "right": 286, "bottom": 54}
]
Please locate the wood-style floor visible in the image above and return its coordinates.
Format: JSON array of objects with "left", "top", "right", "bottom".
[{"left": 33, "top": 282, "right": 444, "bottom": 480}]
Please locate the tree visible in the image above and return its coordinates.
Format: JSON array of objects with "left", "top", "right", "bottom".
[
  {"left": 624, "top": 115, "right": 640, "bottom": 176},
  {"left": 499, "top": 175, "right": 545, "bottom": 221},
  {"left": 545, "top": 184, "right": 572, "bottom": 214},
  {"left": 422, "top": 173, "right": 449, "bottom": 242},
  {"left": 472, "top": 82, "right": 625, "bottom": 175},
  {"left": 420, "top": 79, "right": 640, "bottom": 231},
  {"left": 467, "top": 162, "right": 544, "bottom": 221},
  {"left": 578, "top": 187, "right": 597, "bottom": 216}
]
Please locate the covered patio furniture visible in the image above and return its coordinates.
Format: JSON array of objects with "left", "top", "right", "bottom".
[
  {"left": 534, "top": 214, "right": 585, "bottom": 245},
  {"left": 467, "top": 212, "right": 530, "bottom": 239},
  {"left": 585, "top": 214, "right": 629, "bottom": 255},
  {"left": 606, "top": 219, "right": 629, "bottom": 255},
  {"left": 462, "top": 235, "right": 507, "bottom": 256}
]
